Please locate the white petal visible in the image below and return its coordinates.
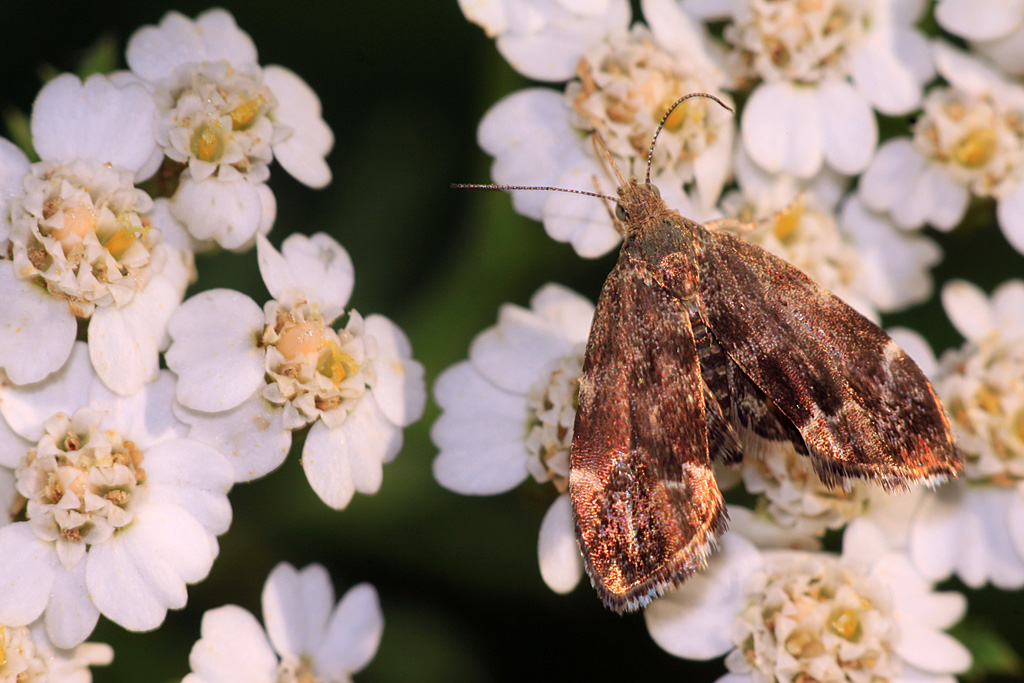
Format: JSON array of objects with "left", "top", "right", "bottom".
[
  {"left": 991, "top": 280, "right": 1024, "bottom": 336},
  {"left": 303, "top": 420, "right": 354, "bottom": 509},
  {"left": 529, "top": 283, "right": 595, "bottom": 341},
  {"left": 469, "top": 303, "right": 576, "bottom": 394},
  {"left": 90, "top": 370, "right": 185, "bottom": 446},
  {"left": 896, "top": 623, "right": 972, "bottom": 674},
  {"left": 931, "top": 40, "right": 1005, "bottom": 96},
  {"left": 742, "top": 82, "right": 823, "bottom": 178},
  {"left": 936, "top": 0, "right": 1024, "bottom": 40},
  {"left": 0, "top": 413, "right": 28, "bottom": 469},
  {"left": 644, "top": 534, "right": 762, "bottom": 660},
  {"left": 850, "top": 27, "right": 931, "bottom": 115},
  {"left": 542, "top": 163, "right": 623, "bottom": 257},
  {"left": 263, "top": 563, "right": 333, "bottom": 659},
  {"left": 45, "top": 555, "right": 100, "bottom": 648},
  {"left": 0, "top": 524, "right": 58, "bottom": 625},
  {"left": 817, "top": 79, "right": 877, "bottom": 175},
  {"left": 0, "top": 138, "right": 30, "bottom": 240},
  {"left": 258, "top": 233, "right": 354, "bottom": 319},
  {"left": 917, "top": 164, "right": 969, "bottom": 230},
  {"left": 166, "top": 289, "right": 267, "bottom": 412},
  {"left": 0, "top": 341, "right": 92, "bottom": 442},
  {"left": 858, "top": 139, "right": 925, "bottom": 217},
  {"left": 302, "top": 395, "right": 399, "bottom": 510},
  {"left": 143, "top": 439, "right": 234, "bottom": 536},
  {"left": 126, "top": 8, "right": 258, "bottom": 82},
  {"left": 996, "top": 181, "right": 1024, "bottom": 255},
  {"left": 537, "top": 493, "right": 584, "bottom": 593},
  {"left": 941, "top": 279, "right": 995, "bottom": 341},
  {"left": 87, "top": 520, "right": 191, "bottom": 630},
  {"left": 172, "top": 177, "right": 269, "bottom": 250},
  {"left": 0, "top": 262, "right": 77, "bottom": 386},
  {"left": 315, "top": 583, "right": 384, "bottom": 677},
  {"left": 692, "top": 121, "right": 734, "bottom": 212},
  {"left": 972, "top": 24, "right": 1024, "bottom": 73},
  {"left": 31, "top": 73, "right": 158, "bottom": 174},
  {"left": 478, "top": 88, "right": 581, "bottom": 220},
  {"left": 365, "top": 314, "right": 426, "bottom": 428},
  {"left": 177, "top": 393, "right": 291, "bottom": 483},
  {"left": 264, "top": 66, "right": 334, "bottom": 188},
  {"left": 187, "top": 605, "right": 277, "bottom": 683}
]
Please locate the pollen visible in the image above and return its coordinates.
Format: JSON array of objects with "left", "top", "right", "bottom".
[
  {"left": 318, "top": 339, "right": 357, "bottom": 386},
  {"left": 230, "top": 95, "right": 265, "bottom": 129},
  {"left": 192, "top": 122, "right": 226, "bottom": 162},
  {"left": 103, "top": 219, "right": 150, "bottom": 258},
  {"left": 52, "top": 204, "right": 97, "bottom": 247},
  {"left": 953, "top": 127, "right": 997, "bottom": 168}
]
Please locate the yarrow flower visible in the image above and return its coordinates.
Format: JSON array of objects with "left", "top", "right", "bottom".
[
  {"left": 0, "top": 73, "right": 190, "bottom": 395},
  {"left": 0, "top": 621, "right": 112, "bottom": 682},
  {"left": 125, "top": 8, "right": 334, "bottom": 249},
  {"left": 686, "top": 0, "right": 934, "bottom": 178},
  {"left": 645, "top": 525, "right": 971, "bottom": 682},
  {"left": 432, "top": 283, "right": 594, "bottom": 593},
  {"left": 859, "top": 41, "right": 1024, "bottom": 253},
  {"left": 166, "top": 232, "right": 426, "bottom": 508},
  {"left": 183, "top": 562, "right": 383, "bottom": 683},
  {"left": 0, "top": 343, "right": 233, "bottom": 647},
  {"left": 470, "top": 0, "right": 732, "bottom": 257}
]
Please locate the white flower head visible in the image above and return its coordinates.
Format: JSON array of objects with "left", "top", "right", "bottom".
[
  {"left": 859, "top": 42, "right": 1024, "bottom": 250},
  {"left": 0, "top": 343, "right": 233, "bottom": 648},
  {"left": 183, "top": 563, "right": 383, "bottom": 683},
  {"left": 0, "top": 621, "right": 112, "bottom": 682},
  {"left": 126, "top": 8, "right": 334, "bottom": 249},
  {"left": 166, "top": 233, "right": 425, "bottom": 509},
  {"left": 645, "top": 525, "right": 971, "bottom": 682},
  {"left": 692, "top": 0, "right": 933, "bottom": 177},
  {"left": 0, "top": 74, "right": 190, "bottom": 395},
  {"left": 432, "top": 283, "right": 595, "bottom": 593},
  {"left": 476, "top": 1, "right": 732, "bottom": 257}
]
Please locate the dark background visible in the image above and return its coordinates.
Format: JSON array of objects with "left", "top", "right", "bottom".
[{"left": 2, "top": 2, "right": 1022, "bottom": 681}]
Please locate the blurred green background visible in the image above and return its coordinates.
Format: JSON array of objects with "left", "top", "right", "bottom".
[{"left": 3, "top": 1, "right": 1023, "bottom": 681}]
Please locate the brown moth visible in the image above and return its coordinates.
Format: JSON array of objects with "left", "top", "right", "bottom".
[{"left": 457, "top": 93, "right": 962, "bottom": 614}]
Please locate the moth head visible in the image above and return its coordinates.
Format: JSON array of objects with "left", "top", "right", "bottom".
[{"left": 614, "top": 179, "right": 664, "bottom": 228}]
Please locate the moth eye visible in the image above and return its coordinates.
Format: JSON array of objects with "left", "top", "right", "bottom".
[
  {"left": 615, "top": 204, "right": 628, "bottom": 221},
  {"left": 649, "top": 184, "right": 661, "bottom": 198}
]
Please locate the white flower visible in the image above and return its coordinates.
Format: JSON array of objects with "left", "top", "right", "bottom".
[
  {"left": 687, "top": 0, "right": 933, "bottom": 177},
  {"left": 126, "top": 8, "right": 334, "bottom": 249},
  {"left": 935, "top": 0, "right": 1024, "bottom": 75},
  {"left": 432, "top": 283, "right": 594, "bottom": 594},
  {"left": 858, "top": 42, "right": 1024, "bottom": 252},
  {"left": 0, "top": 74, "right": 190, "bottom": 395},
  {"left": 183, "top": 563, "right": 382, "bottom": 683},
  {"left": 0, "top": 343, "right": 233, "bottom": 647},
  {"left": 645, "top": 524, "right": 971, "bottom": 682},
  {"left": 0, "top": 621, "right": 112, "bottom": 683},
  {"left": 475, "top": 0, "right": 733, "bottom": 257},
  {"left": 459, "top": 0, "right": 631, "bottom": 81},
  {"left": 166, "top": 233, "right": 425, "bottom": 508}
]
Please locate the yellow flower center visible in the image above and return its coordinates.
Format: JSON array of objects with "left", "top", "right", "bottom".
[
  {"left": 191, "top": 122, "right": 226, "bottom": 162},
  {"left": 230, "top": 95, "right": 265, "bottom": 130},
  {"left": 953, "top": 127, "right": 997, "bottom": 168}
]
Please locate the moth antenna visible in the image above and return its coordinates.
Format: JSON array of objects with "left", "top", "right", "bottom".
[
  {"left": 590, "top": 133, "right": 628, "bottom": 188},
  {"left": 451, "top": 183, "right": 619, "bottom": 203},
  {"left": 645, "top": 93, "right": 734, "bottom": 186}
]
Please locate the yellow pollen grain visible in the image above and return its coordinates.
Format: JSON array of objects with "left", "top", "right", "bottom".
[
  {"left": 192, "top": 123, "right": 224, "bottom": 162},
  {"left": 831, "top": 607, "right": 860, "bottom": 639},
  {"left": 658, "top": 97, "right": 693, "bottom": 131},
  {"left": 773, "top": 202, "right": 804, "bottom": 242},
  {"left": 953, "top": 127, "right": 997, "bottom": 168},
  {"left": 277, "top": 322, "right": 324, "bottom": 361},
  {"left": 319, "top": 339, "right": 357, "bottom": 386},
  {"left": 104, "top": 220, "right": 149, "bottom": 258},
  {"left": 0, "top": 628, "right": 5, "bottom": 667},
  {"left": 230, "top": 95, "right": 265, "bottom": 129},
  {"left": 975, "top": 383, "right": 1001, "bottom": 414}
]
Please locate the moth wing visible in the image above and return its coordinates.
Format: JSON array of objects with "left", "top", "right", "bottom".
[
  {"left": 696, "top": 227, "right": 960, "bottom": 488},
  {"left": 570, "top": 256, "right": 727, "bottom": 613}
]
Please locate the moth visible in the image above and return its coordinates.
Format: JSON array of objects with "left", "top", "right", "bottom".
[{"left": 457, "top": 93, "right": 962, "bottom": 614}]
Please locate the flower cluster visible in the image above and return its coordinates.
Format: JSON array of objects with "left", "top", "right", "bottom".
[
  {"left": 438, "top": 0, "right": 1024, "bottom": 678},
  {"left": 0, "top": 8, "right": 420, "bottom": 679}
]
